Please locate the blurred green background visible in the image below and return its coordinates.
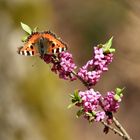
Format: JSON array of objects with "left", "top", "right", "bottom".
[{"left": 0, "top": 0, "right": 140, "bottom": 140}]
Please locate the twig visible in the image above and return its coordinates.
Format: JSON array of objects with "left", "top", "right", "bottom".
[
  {"left": 101, "top": 120, "right": 124, "bottom": 137},
  {"left": 71, "top": 70, "right": 91, "bottom": 89},
  {"left": 99, "top": 97, "right": 133, "bottom": 140},
  {"left": 113, "top": 117, "right": 132, "bottom": 140},
  {"left": 53, "top": 57, "right": 90, "bottom": 89}
]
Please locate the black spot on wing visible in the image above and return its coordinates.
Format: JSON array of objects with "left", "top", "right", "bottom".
[
  {"left": 56, "top": 48, "right": 59, "bottom": 53},
  {"left": 52, "top": 43, "right": 55, "bottom": 48},
  {"left": 17, "top": 46, "right": 22, "bottom": 54},
  {"left": 30, "top": 45, "right": 34, "bottom": 49},
  {"left": 27, "top": 51, "right": 30, "bottom": 56},
  {"left": 52, "top": 49, "right": 54, "bottom": 53},
  {"left": 22, "top": 51, "right": 24, "bottom": 55},
  {"left": 32, "top": 51, "right": 34, "bottom": 55},
  {"left": 62, "top": 47, "right": 64, "bottom": 51}
]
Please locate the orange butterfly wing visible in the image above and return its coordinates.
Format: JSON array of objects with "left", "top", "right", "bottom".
[
  {"left": 42, "top": 31, "right": 67, "bottom": 54},
  {"left": 18, "top": 33, "right": 41, "bottom": 56}
]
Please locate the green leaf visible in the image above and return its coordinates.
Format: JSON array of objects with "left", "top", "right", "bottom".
[
  {"left": 114, "top": 87, "right": 125, "bottom": 101},
  {"left": 114, "top": 94, "right": 121, "bottom": 101},
  {"left": 109, "top": 48, "right": 115, "bottom": 53},
  {"left": 76, "top": 109, "right": 84, "bottom": 118},
  {"left": 33, "top": 26, "right": 38, "bottom": 32},
  {"left": 20, "top": 22, "right": 32, "bottom": 35},
  {"left": 115, "top": 87, "right": 125, "bottom": 96},
  {"left": 74, "top": 90, "right": 81, "bottom": 101},
  {"left": 85, "top": 112, "right": 93, "bottom": 117},
  {"left": 104, "top": 36, "right": 113, "bottom": 49},
  {"left": 67, "top": 102, "right": 78, "bottom": 109},
  {"left": 70, "top": 94, "right": 74, "bottom": 98},
  {"left": 97, "top": 44, "right": 103, "bottom": 48},
  {"left": 102, "top": 37, "right": 116, "bottom": 54},
  {"left": 92, "top": 111, "right": 96, "bottom": 116},
  {"left": 21, "top": 35, "right": 28, "bottom": 42},
  {"left": 115, "top": 88, "right": 122, "bottom": 94}
]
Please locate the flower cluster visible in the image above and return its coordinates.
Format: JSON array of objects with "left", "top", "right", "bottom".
[
  {"left": 59, "top": 52, "right": 77, "bottom": 72},
  {"left": 41, "top": 52, "right": 77, "bottom": 81},
  {"left": 71, "top": 88, "right": 123, "bottom": 123},
  {"left": 79, "top": 89, "right": 101, "bottom": 112},
  {"left": 78, "top": 89, "right": 105, "bottom": 122},
  {"left": 103, "top": 91, "right": 121, "bottom": 113},
  {"left": 77, "top": 47, "right": 113, "bottom": 86}
]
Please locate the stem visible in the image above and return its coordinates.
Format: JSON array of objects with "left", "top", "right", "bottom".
[
  {"left": 71, "top": 70, "right": 91, "bottom": 89},
  {"left": 53, "top": 56, "right": 90, "bottom": 89},
  {"left": 99, "top": 98, "right": 133, "bottom": 140},
  {"left": 113, "top": 117, "right": 132, "bottom": 140},
  {"left": 101, "top": 120, "right": 124, "bottom": 137}
]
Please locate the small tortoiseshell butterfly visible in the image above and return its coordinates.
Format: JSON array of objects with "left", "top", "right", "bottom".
[{"left": 18, "top": 28, "right": 67, "bottom": 57}]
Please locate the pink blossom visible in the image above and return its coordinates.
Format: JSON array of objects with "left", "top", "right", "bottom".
[
  {"left": 77, "top": 47, "right": 113, "bottom": 86},
  {"left": 103, "top": 91, "right": 120, "bottom": 112},
  {"left": 79, "top": 89, "right": 101, "bottom": 112},
  {"left": 95, "top": 111, "right": 105, "bottom": 122},
  {"left": 72, "top": 88, "right": 122, "bottom": 122},
  {"left": 41, "top": 52, "right": 77, "bottom": 81},
  {"left": 59, "top": 52, "right": 77, "bottom": 72}
]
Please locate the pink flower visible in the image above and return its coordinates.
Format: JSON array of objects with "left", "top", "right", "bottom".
[
  {"left": 103, "top": 91, "right": 120, "bottom": 112},
  {"left": 40, "top": 54, "right": 54, "bottom": 64},
  {"left": 79, "top": 89, "right": 101, "bottom": 112},
  {"left": 71, "top": 88, "right": 122, "bottom": 122},
  {"left": 41, "top": 52, "right": 77, "bottom": 81},
  {"left": 59, "top": 52, "right": 77, "bottom": 72},
  {"left": 94, "top": 47, "right": 104, "bottom": 60},
  {"left": 77, "top": 47, "right": 113, "bottom": 86},
  {"left": 95, "top": 111, "right": 105, "bottom": 122},
  {"left": 75, "top": 89, "right": 107, "bottom": 122}
]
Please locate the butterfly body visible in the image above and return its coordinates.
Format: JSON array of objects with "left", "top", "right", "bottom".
[{"left": 18, "top": 31, "right": 67, "bottom": 57}]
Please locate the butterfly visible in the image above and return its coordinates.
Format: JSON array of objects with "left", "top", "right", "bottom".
[{"left": 17, "top": 31, "right": 67, "bottom": 57}]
